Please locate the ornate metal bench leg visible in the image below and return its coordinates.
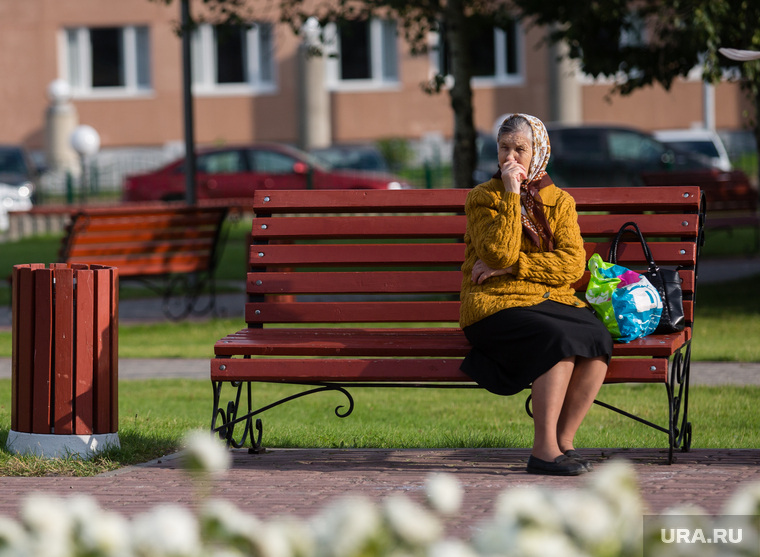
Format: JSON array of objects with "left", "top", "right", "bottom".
[
  {"left": 669, "top": 343, "right": 692, "bottom": 454},
  {"left": 210, "top": 380, "right": 255, "bottom": 449},
  {"left": 163, "top": 272, "right": 217, "bottom": 321},
  {"left": 249, "top": 419, "right": 265, "bottom": 454}
]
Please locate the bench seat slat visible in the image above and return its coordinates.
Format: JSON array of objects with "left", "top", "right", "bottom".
[
  {"left": 214, "top": 328, "right": 687, "bottom": 358},
  {"left": 211, "top": 356, "right": 668, "bottom": 384}
]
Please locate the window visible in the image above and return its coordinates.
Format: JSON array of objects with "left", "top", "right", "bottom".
[
  {"left": 191, "top": 23, "right": 275, "bottom": 94},
  {"left": 434, "top": 19, "right": 522, "bottom": 85},
  {"left": 325, "top": 19, "right": 399, "bottom": 91},
  {"left": 197, "top": 151, "right": 246, "bottom": 174},
  {"left": 608, "top": 131, "right": 666, "bottom": 163},
  {"left": 248, "top": 149, "right": 296, "bottom": 173},
  {"left": 64, "top": 26, "right": 151, "bottom": 96}
]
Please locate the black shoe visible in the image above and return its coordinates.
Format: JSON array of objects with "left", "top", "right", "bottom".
[
  {"left": 527, "top": 454, "right": 587, "bottom": 476},
  {"left": 564, "top": 449, "right": 593, "bottom": 471}
]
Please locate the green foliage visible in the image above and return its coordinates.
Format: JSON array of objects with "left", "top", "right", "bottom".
[
  {"left": 514, "top": 0, "right": 760, "bottom": 180},
  {"left": 376, "top": 137, "right": 414, "bottom": 172}
]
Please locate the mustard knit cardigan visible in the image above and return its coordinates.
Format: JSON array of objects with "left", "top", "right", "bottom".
[{"left": 459, "top": 178, "right": 588, "bottom": 329}]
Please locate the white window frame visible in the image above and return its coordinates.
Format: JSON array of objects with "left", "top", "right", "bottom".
[
  {"left": 324, "top": 19, "right": 401, "bottom": 92},
  {"left": 191, "top": 22, "right": 277, "bottom": 96},
  {"left": 60, "top": 26, "right": 152, "bottom": 99},
  {"left": 429, "top": 24, "right": 525, "bottom": 88}
]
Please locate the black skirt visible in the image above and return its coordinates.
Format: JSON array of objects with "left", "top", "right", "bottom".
[{"left": 461, "top": 300, "right": 613, "bottom": 396}]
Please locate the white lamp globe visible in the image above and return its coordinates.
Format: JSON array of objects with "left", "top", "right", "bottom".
[
  {"left": 70, "top": 125, "right": 101, "bottom": 157},
  {"left": 48, "top": 79, "right": 72, "bottom": 104}
]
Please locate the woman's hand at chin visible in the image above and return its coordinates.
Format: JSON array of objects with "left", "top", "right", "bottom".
[{"left": 500, "top": 161, "right": 527, "bottom": 194}]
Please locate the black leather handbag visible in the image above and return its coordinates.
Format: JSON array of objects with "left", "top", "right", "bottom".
[{"left": 609, "top": 221, "right": 685, "bottom": 334}]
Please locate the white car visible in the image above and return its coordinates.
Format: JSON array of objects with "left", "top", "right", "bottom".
[
  {"left": 0, "top": 144, "right": 36, "bottom": 230},
  {"left": 652, "top": 128, "right": 733, "bottom": 171},
  {"left": 0, "top": 182, "right": 32, "bottom": 231}
]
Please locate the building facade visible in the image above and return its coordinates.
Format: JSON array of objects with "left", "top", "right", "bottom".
[{"left": 0, "top": 0, "right": 754, "bottom": 163}]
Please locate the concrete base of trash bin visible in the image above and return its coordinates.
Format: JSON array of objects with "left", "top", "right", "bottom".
[{"left": 5, "top": 430, "right": 120, "bottom": 459}]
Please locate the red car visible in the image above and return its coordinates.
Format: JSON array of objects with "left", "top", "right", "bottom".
[{"left": 123, "top": 143, "right": 412, "bottom": 202}]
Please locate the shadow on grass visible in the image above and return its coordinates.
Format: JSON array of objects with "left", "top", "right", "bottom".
[{"left": 0, "top": 428, "right": 182, "bottom": 477}]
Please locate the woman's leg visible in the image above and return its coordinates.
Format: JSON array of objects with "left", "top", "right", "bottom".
[
  {"left": 556, "top": 356, "right": 608, "bottom": 453},
  {"left": 530, "top": 357, "right": 575, "bottom": 461}
]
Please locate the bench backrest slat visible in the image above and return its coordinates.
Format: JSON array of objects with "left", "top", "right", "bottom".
[
  {"left": 250, "top": 242, "right": 696, "bottom": 267},
  {"left": 247, "top": 187, "right": 703, "bottom": 327},
  {"left": 247, "top": 269, "right": 696, "bottom": 296},
  {"left": 251, "top": 186, "right": 700, "bottom": 213},
  {"left": 251, "top": 213, "right": 700, "bottom": 240},
  {"left": 60, "top": 205, "right": 228, "bottom": 278}
]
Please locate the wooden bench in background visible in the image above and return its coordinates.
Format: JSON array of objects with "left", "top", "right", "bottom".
[
  {"left": 210, "top": 186, "right": 705, "bottom": 463},
  {"left": 59, "top": 204, "right": 230, "bottom": 320}
]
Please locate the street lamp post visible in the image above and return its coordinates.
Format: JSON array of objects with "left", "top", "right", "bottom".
[
  {"left": 181, "top": 0, "right": 197, "bottom": 205},
  {"left": 70, "top": 125, "right": 101, "bottom": 203}
]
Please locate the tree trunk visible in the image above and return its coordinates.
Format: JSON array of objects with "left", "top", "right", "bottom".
[
  {"left": 753, "top": 86, "right": 760, "bottom": 187},
  {"left": 445, "top": 0, "right": 477, "bottom": 188}
]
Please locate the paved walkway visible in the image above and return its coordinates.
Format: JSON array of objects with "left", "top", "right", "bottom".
[{"left": 0, "top": 448, "right": 758, "bottom": 537}]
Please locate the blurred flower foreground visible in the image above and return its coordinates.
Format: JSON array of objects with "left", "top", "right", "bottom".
[{"left": 1, "top": 430, "right": 759, "bottom": 557}]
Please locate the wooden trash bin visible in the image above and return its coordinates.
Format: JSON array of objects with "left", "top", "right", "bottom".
[{"left": 6, "top": 263, "right": 120, "bottom": 458}]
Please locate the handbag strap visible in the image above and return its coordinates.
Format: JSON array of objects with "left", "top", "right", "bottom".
[{"left": 608, "top": 221, "right": 659, "bottom": 273}]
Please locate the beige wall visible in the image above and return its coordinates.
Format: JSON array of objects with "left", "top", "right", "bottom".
[
  {"left": 583, "top": 79, "right": 754, "bottom": 132},
  {"left": 0, "top": 0, "right": 754, "bottom": 153}
]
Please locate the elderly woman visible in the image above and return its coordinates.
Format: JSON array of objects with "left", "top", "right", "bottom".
[{"left": 460, "top": 113, "right": 613, "bottom": 476}]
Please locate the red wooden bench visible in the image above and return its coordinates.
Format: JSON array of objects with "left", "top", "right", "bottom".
[
  {"left": 210, "top": 186, "right": 705, "bottom": 463},
  {"left": 59, "top": 204, "right": 229, "bottom": 320}
]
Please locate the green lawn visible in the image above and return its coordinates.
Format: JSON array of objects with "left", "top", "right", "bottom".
[
  {"left": 0, "top": 220, "right": 757, "bottom": 475},
  {"left": 0, "top": 379, "right": 757, "bottom": 476}
]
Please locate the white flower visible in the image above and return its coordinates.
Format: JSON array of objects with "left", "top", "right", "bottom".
[
  {"left": 202, "top": 498, "right": 263, "bottom": 540},
  {"left": 510, "top": 529, "right": 586, "bottom": 557},
  {"left": 493, "top": 487, "right": 562, "bottom": 531},
  {"left": 587, "top": 459, "right": 644, "bottom": 533},
  {"left": 0, "top": 516, "right": 28, "bottom": 555},
  {"left": 723, "top": 482, "right": 760, "bottom": 516},
  {"left": 311, "top": 496, "right": 381, "bottom": 557},
  {"left": 587, "top": 459, "right": 639, "bottom": 503},
  {"left": 425, "top": 474, "right": 463, "bottom": 516},
  {"left": 383, "top": 495, "right": 443, "bottom": 548},
  {"left": 182, "top": 430, "right": 232, "bottom": 477},
  {"left": 19, "top": 494, "right": 73, "bottom": 557},
  {"left": 471, "top": 517, "right": 520, "bottom": 556},
  {"left": 428, "top": 539, "right": 479, "bottom": 557},
  {"left": 131, "top": 504, "right": 201, "bottom": 557},
  {"left": 68, "top": 496, "right": 130, "bottom": 557},
  {"left": 267, "top": 516, "right": 315, "bottom": 557},
  {"left": 554, "top": 490, "right": 617, "bottom": 544},
  {"left": 254, "top": 520, "right": 307, "bottom": 557}
]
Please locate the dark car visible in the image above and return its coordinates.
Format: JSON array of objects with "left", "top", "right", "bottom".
[
  {"left": 476, "top": 125, "right": 756, "bottom": 210},
  {"left": 123, "top": 143, "right": 411, "bottom": 202}
]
